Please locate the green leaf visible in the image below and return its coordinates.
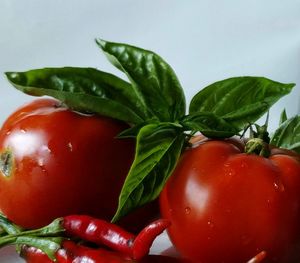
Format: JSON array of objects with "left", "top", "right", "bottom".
[
  {"left": 279, "top": 109, "right": 288, "bottom": 125},
  {"left": 5, "top": 67, "right": 147, "bottom": 124},
  {"left": 96, "top": 39, "right": 186, "bottom": 122},
  {"left": 181, "top": 112, "right": 238, "bottom": 138},
  {"left": 190, "top": 77, "right": 294, "bottom": 129},
  {"left": 112, "top": 123, "right": 185, "bottom": 222},
  {"left": 270, "top": 115, "right": 300, "bottom": 153}
]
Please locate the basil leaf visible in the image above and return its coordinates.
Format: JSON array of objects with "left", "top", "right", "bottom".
[
  {"left": 181, "top": 112, "right": 238, "bottom": 138},
  {"left": 96, "top": 39, "right": 186, "bottom": 122},
  {"left": 5, "top": 67, "right": 147, "bottom": 124},
  {"left": 190, "top": 77, "right": 294, "bottom": 129},
  {"left": 279, "top": 109, "right": 288, "bottom": 125},
  {"left": 112, "top": 123, "right": 185, "bottom": 222},
  {"left": 270, "top": 115, "right": 300, "bottom": 153}
]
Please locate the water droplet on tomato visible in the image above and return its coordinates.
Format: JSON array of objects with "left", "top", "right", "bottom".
[
  {"left": 68, "top": 142, "right": 73, "bottom": 152},
  {"left": 207, "top": 221, "right": 214, "bottom": 228},
  {"left": 184, "top": 207, "right": 191, "bottom": 215},
  {"left": 228, "top": 170, "right": 235, "bottom": 176},
  {"left": 273, "top": 181, "right": 285, "bottom": 192},
  {"left": 240, "top": 161, "right": 247, "bottom": 168},
  {"left": 37, "top": 158, "right": 44, "bottom": 167}
]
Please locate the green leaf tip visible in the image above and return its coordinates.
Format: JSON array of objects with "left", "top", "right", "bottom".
[
  {"left": 95, "top": 38, "right": 106, "bottom": 49},
  {"left": 5, "top": 72, "right": 23, "bottom": 84}
]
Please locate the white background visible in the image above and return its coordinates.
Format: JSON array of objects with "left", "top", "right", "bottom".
[{"left": 0, "top": 1, "right": 300, "bottom": 262}]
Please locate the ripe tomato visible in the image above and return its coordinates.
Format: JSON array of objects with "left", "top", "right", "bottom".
[
  {"left": 0, "top": 98, "right": 135, "bottom": 229},
  {"left": 160, "top": 137, "right": 300, "bottom": 263}
]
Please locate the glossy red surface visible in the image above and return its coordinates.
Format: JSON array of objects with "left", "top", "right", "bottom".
[
  {"left": 160, "top": 139, "right": 300, "bottom": 262},
  {"left": 0, "top": 99, "right": 134, "bottom": 228}
]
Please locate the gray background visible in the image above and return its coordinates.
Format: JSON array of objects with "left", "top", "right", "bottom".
[
  {"left": 0, "top": 0, "right": 300, "bottom": 261},
  {"left": 1, "top": 0, "right": 300, "bottom": 131}
]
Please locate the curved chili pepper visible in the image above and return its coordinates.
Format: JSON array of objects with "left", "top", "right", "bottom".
[
  {"left": 62, "top": 215, "right": 170, "bottom": 260},
  {"left": 131, "top": 219, "right": 170, "bottom": 260}
]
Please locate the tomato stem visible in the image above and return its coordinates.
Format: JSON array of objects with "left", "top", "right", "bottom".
[
  {"left": 0, "top": 149, "right": 14, "bottom": 178},
  {"left": 245, "top": 138, "right": 270, "bottom": 157}
]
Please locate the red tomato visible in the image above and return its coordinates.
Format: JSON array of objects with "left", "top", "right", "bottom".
[
  {"left": 0, "top": 98, "right": 135, "bottom": 229},
  {"left": 160, "top": 138, "right": 300, "bottom": 263}
]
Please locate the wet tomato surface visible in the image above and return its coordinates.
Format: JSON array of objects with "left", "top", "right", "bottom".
[
  {"left": 0, "top": 98, "right": 134, "bottom": 228},
  {"left": 160, "top": 138, "right": 300, "bottom": 262}
]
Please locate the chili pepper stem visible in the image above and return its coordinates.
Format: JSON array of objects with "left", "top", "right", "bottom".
[
  {"left": 0, "top": 218, "right": 64, "bottom": 240},
  {"left": 0, "top": 217, "right": 65, "bottom": 260}
]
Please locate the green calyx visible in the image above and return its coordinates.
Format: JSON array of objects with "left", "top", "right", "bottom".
[
  {"left": 244, "top": 115, "right": 271, "bottom": 157},
  {"left": 245, "top": 138, "right": 270, "bottom": 157}
]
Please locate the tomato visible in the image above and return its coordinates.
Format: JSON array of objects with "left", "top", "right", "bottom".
[
  {"left": 160, "top": 137, "right": 300, "bottom": 263},
  {"left": 0, "top": 98, "right": 135, "bottom": 229}
]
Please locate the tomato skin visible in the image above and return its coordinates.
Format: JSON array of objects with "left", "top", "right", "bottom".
[
  {"left": 160, "top": 139, "right": 300, "bottom": 263},
  {"left": 0, "top": 98, "right": 135, "bottom": 229}
]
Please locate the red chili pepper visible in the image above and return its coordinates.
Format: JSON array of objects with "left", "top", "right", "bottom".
[
  {"left": 62, "top": 215, "right": 170, "bottom": 260},
  {"left": 20, "top": 246, "right": 54, "bottom": 263},
  {"left": 131, "top": 219, "right": 170, "bottom": 260},
  {"left": 21, "top": 240, "right": 187, "bottom": 263},
  {"left": 63, "top": 215, "right": 135, "bottom": 256},
  {"left": 0, "top": 214, "right": 170, "bottom": 261},
  {"left": 21, "top": 240, "right": 134, "bottom": 263}
]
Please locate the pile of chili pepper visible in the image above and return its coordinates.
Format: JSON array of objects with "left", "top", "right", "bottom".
[
  {"left": 0, "top": 214, "right": 269, "bottom": 262},
  {"left": 0, "top": 214, "right": 172, "bottom": 262}
]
